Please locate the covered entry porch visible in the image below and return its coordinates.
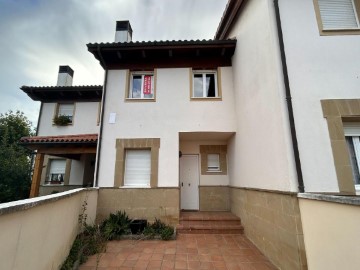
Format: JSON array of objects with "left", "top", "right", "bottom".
[
  {"left": 179, "top": 131, "right": 235, "bottom": 212},
  {"left": 20, "top": 134, "right": 98, "bottom": 197}
]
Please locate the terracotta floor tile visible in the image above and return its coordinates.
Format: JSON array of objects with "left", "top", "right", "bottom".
[
  {"left": 187, "top": 254, "right": 199, "bottom": 261},
  {"left": 175, "top": 260, "right": 187, "bottom": 269},
  {"left": 175, "top": 254, "right": 187, "bottom": 261},
  {"left": 188, "top": 260, "right": 201, "bottom": 269},
  {"left": 108, "top": 257, "right": 125, "bottom": 267},
  {"left": 151, "top": 253, "right": 164, "bottom": 260},
  {"left": 199, "top": 261, "right": 215, "bottom": 269},
  {"left": 162, "top": 260, "right": 175, "bottom": 268},
  {"left": 164, "top": 254, "right": 176, "bottom": 260},
  {"left": 148, "top": 260, "right": 162, "bottom": 267},
  {"left": 122, "top": 259, "right": 137, "bottom": 267}
]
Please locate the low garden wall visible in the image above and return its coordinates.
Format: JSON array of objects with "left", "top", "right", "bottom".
[{"left": 0, "top": 188, "right": 98, "bottom": 270}]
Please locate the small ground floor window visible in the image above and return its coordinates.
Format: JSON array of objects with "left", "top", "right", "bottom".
[
  {"left": 344, "top": 124, "right": 360, "bottom": 188},
  {"left": 124, "top": 149, "right": 151, "bottom": 187},
  {"left": 46, "top": 159, "right": 66, "bottom": 185}
]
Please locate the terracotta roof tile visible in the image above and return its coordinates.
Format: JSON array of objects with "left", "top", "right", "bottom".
[{"left": 20, "top": 134, "right": 98, "bottom": 144}]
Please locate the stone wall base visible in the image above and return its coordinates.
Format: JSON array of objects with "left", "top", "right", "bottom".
[
  {"left": 230, "top": 187, "right": 307, "bottom": 270},
  {"left": 199, "top": 186, "right": 230, "bottom": 211},
  {"left": 96, "top": 188, "right": 179, "bottom": 226}
]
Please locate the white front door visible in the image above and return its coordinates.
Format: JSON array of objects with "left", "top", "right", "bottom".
[{"left": 180, "top": 155, "right": 199, "bottom": 210}]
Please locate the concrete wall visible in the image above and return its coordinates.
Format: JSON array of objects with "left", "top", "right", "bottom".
[
  {"left": 38, "top": 102, "right": 100, "bottom": 136},
  {"left": 98, "top": 67, "right": 236, "bottom": 187},
  {"left": 96, "top": 188, "right": 179, "bottom": 226},
  {"left": 299, "top": 195, "right": 360, "bottom": 270},
  {"left": 231, "top": 188, "right": 307, "bottom": 270},
  {"left": 278, "top": 0, "right": 360, "bottom": 192},
  {"left": 0, "top": 189, "right": 98, "bottom": 270},
  {"left": 226, "top": 0, "right": 298, "bottom": 192}
]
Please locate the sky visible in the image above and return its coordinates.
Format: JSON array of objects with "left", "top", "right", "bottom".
[{"left": 0, "top": 0, "right": 228, "bottom": 126}]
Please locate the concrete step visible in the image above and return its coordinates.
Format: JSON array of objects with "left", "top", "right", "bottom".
[{"left": 177, "top": 211, "right": 244, "bottom": 234}]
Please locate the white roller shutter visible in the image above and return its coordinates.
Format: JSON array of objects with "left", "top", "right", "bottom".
[
  {"left": 207, "top": 154, "right": 220, "bottom": 171},
  {"left": 50, "top": 159, "right": 66, "bottom": 174},
  {"left": 124, "top": 150, "right": 151, "bottom": 187},
  {"left": 318, "top": 0, "right": 359, "bottom": 29},
  {"left": 58, "top": 104, "right": 74, "bottom": 117}
]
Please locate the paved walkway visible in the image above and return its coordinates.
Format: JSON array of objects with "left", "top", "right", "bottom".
[{"left": 79, "top": 234, "right": 276, "bottom": 270}]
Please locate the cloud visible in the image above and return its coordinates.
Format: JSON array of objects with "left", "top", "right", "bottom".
[{"left": 0, "top": 0, "right": 227, "bottom": 125}]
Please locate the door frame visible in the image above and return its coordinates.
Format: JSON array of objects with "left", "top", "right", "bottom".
[{"left": 179, "top": 154, "right": 200, "bottom": 210}]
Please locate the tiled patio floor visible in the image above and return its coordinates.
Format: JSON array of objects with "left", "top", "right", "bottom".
[{"left": 79, "top": 234, "right": 276, "bottom": 270}]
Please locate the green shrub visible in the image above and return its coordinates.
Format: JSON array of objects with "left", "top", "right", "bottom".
[
  {"left": 151, "top": 218, "right": 166, "bottom": 234},
  {"left": 160, "top": 226, "right": 174, "bottom": 241},
  {"left": 101, "top": 210, "right": 131, "bottom": 240},
  {"left": 143, "top": 225, "right": 156, "bottom": 238}
]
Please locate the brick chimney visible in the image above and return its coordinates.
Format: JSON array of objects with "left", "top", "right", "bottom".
[
  {"left": 57, "top": 65, "right": 74, "bottom": 86},
  {"left": 115, "top": 20, "right": 133, "bottom": 42}
]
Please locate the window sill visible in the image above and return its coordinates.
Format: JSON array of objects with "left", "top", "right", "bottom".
[
  {"left": 42, "top": 184, "right": 64, "bottom": 186},
  {"left": 206, "top": 170, "right": 223, "bottom": 173},
  {"left": 320, "top": 28, "right": 360, "bottom": 36},
  {"left": 120, "top": 185, "right": 151, "bottom": 189},
  {"left": 125, "top": 98, "right": 155, "bottom": 102},
  {"left": 190, "top": 97, "right": 222, "bottom": 101}
]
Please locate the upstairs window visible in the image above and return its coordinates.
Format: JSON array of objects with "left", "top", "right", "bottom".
[
  {"left": 315, "top": 0, "right": 360, "bottom": 33},
  {"left": 56, "top": 103, "right": 74, "bottom": 124},
  {"left": 46, "top": 159, "right": 66, "bottom": 185},
  {"left": 128, "top": 72, "right": 155, "bottom": 100},
  {"left": 192, "top": 70, "right": 219, "bottom": 99}
]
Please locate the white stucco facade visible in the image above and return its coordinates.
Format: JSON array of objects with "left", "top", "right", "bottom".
[
  {"left": 225, "top": 0, "right": 298, "bottom": 192},
  {"left": 278, "top": 0, "right": 360, "bottom": 192},
  {"left": 37, "top": 102, "right": 100, "bottom": 136},
  {"left": 97, "top": 67, "right": 237, "bottom": 187}
]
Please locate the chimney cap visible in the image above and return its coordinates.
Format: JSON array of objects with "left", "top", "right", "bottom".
[
  {"left": 58, "top": 65, "right": 74, "bottom": 77},
  {"left": 116, "top": 20, "right": 133, "bottom": 36}
]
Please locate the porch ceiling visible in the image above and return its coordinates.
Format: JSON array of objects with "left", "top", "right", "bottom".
[{"left": 179, "top": 132, "right": 235, "bottom": 141}]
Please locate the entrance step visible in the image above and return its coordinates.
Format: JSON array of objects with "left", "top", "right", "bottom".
[{"left": 177, "top": 211, "right": 244, "bottom": 234}]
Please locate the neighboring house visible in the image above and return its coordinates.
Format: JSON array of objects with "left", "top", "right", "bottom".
[
  {"left": 20, "top": 66, "right": 102, "bottom": 196},
  {"left": 19, "top": 0, "right": 360, "bottom": 269}
]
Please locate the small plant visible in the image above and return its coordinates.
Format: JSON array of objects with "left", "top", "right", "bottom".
[
  {"left": 160, "top": 226, "right": 174, "bottom": 241},
  {"left": 143, "top": 219, "right": 174, "bottom": 240},
  {"left": 142, "top": 225, "right": 156, "bottom": 239},
  {"left": 53, "top": 115, "right": 72, "bottom": 126},
  {"left": 101, "top": 211, "right": 131, "bottom": 240},
  {"left": 151, "top": 218, "right": 166, "bottom": 234}
]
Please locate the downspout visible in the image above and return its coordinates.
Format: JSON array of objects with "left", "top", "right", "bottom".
[
  {"left": 274, "top": 0, "right": 305, "bottom": 193},
  {"left": 94, "top": 46, "right": 108, "bottom": 187}
]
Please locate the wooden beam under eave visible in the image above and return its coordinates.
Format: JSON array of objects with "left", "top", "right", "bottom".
[
  {"left": 38, "top": 146, "right": 97, "bottom": 155},
  {"left": 29, "top": 153, "right": 44, "bottom": 198}
]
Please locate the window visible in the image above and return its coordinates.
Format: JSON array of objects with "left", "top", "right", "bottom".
[
  {"left": 128, "top": 72, "right": 155, "bottom": 99},
  {"left": 114, "top": 138, "right": 160, "bottom": 187},
  {"left": 46, "top": 159, "right": 66, "bottom": 185},
  {"left": 314, "top": 0, "right": 360, "bottom": 34},
  {"left": 207, "top": 154, "right": 221, "bottom": 172},
  {"left": 124, "top": 150, "right": 151, "bottom": 187},
  {"left": 344, "top": 124, "right": 360, "bottom": 188},
  {"left": 57, "top": 103, "right": 74, "bottom": 123},
  {"left": 200, "top": 145, "right": 227, "bottom": 175},
  {"left": 192, "top": 70, "right": 219, "bottom": 98}
]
